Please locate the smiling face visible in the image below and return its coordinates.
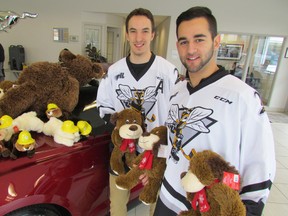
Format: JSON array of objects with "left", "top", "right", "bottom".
[
  {"left": 126, "top": 15, "right": 155, "bottom": 63},
  {"left": 176, "top": 17, "right": 220, "bottom": 79}
]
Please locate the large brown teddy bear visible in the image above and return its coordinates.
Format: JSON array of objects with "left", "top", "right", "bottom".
[
  {"left": 0, "top": 49, "right": 103, "bottom": 119},
  {"left": 179, "top": 150, "right": 246, "bottom": 216},
  {"left": 115, "top": 125, "right": 167, "bottom": 205},
  {"left": 110, "top": 108, "right": 143, "bottom": 175}
]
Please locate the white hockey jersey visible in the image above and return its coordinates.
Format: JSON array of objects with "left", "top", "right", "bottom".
[
  {"left": 96, "top": 55, "right": 178, "bottom": 132},
  {"left": 154, "top": 67, "right": 276, "bottom": 216}
]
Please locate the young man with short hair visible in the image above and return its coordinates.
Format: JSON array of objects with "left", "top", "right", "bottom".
[
  {"left": 96, "top": 8, "right": 178, "bottom": 216},
  {"left": 153, "top": 6, "right": 275, "bottom": 216}
]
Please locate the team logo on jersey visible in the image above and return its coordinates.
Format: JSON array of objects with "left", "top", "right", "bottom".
[
  {"left": 116, "top": 84, "right": 162, "bottom": 123},
  {"left": 166, "top": 104, "right": 216, "bottom": 163}
]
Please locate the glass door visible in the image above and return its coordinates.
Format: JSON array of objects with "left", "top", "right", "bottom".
[
  {"left": 217, "top": 33, "right": 284, "bottom": 105},
  {"left": 248, "top": 36, "right": 284, "bottom": 104}
]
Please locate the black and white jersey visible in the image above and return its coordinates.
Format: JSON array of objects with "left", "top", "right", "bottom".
[
  {"left": 96, "top": 55, "right": 178, "bottom": 132},
  {"left": 154, "top": 66, "right": 276, "bottom": 215}
]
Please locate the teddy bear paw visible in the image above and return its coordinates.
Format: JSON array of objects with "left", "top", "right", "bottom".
[
  {"left": 140, "top": 200, "right": 151, "bottom": 206},
  {"left": 111, "top": 169, "right": 119, "bottom": 175},
  {"left": 139, "top": 196, "right": 155, "bottom": 205},
  {"left": 115, "top": 184, "right": 128, "bottom": 191}
]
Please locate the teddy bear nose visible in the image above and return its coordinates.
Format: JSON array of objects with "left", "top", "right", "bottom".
[
  {"left": 129, "top": 125, "right": 138, "bottom": 131},
  {"left": 142, "top": 132, "right": 150, "bottom": 137},
  {"left": 180, "top": 172, "right": 187, "bottom": 179}
]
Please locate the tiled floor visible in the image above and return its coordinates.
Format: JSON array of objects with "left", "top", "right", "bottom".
[{"left": 128, "top": 112, "right": 288, "bottom": 216}]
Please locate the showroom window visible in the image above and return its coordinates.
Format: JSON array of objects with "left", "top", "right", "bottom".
[{"left": 217, "top": 33, "right": 284, "bottom": 105}]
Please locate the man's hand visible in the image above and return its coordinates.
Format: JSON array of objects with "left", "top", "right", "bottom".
[{"left": 139, "top": 173, "right": 149, "bottom": 186}]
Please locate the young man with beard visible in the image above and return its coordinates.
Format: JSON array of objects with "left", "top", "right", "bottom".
[
  {"left": 152, "top": 6, "right": 275, "bottom": 216},
  {"left": 96, "top": 8, "right": 178, "bottom": 216}
]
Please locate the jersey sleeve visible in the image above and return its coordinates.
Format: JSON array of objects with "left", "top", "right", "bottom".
[
  {"left": 96, "top": 74, "right": 115, "bottom": 118},
  {"left": 239, "top": 90, "right": 276, "bottom": 215}
]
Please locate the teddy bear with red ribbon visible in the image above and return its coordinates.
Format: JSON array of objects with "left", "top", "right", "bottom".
[
  {"left": 115, "top": 125, "right": 167, "bottom": 205},
  {"left": 179, "top": 150, "right": 246, "bottom": 216},
  {"left": 109, "top": 108, "right": 143, "bottom": 175}
]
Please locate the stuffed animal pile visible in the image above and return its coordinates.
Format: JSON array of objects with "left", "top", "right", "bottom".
[
  {"left": 179, "top": 150, "right": 246, "bottom": 216},
  {"left": 0, "top": 49, "right": 104, "bottom": 119},
  {"left": 109, "top": 108, "right": 143, "bottom": 175},
  {"left": 0, "top": 112, "right": 43, "bottom": 159},
  {"left": 0, "top": 49, "right": 102, "bottom": 160},
  {"left": 0, "top": 111, "right": 93, "bottom": 159},
  {"left": 115, "top": 125, "right": 167, "bottom": 205}
]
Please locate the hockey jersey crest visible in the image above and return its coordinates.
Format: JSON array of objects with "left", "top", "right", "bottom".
[
  {"left": 116, "top": 84, "right": 160, "bottom": 123},
  {"left": 166, "top": 104, "right": 216, "bottom": 162}
]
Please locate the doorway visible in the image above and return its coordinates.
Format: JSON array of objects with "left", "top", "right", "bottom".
[
  {"left": 106, "top": 27, "right": 121, "bottom": 63},
  {"left": 217, "top": 33, "right": 284, "bottom": 105}
]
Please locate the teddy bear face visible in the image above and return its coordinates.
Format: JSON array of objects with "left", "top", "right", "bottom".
[
  {"left": 113, "top": 109, "right": 143, "bottom": 139},
  {"left": 181, "top": 170, "right": 205, "bottom": 193},
  {"left": 182, "top": 150, "right": 239, "bottom": 189},
  {"left": 119, "top": 124, "right": 143, "bottom": 139},
  {"left": 58, "top": 49, "right": 104, "bottom": 86},
  {"left": 138, "top": 131, "right": 159, "bottom": 150},
  {"left": 188, "top": 150, "right": 221, "bottom": 186},
  {"left": 138, "top": 125, "right": 167, "bottom": 151}
]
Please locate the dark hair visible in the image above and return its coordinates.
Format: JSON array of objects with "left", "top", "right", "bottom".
[
  {"left": 125, "top": 8, "right": 155, "bottom": 33},
  {"left": 176, "top": 6, "right": 217, "bottom": 39}
]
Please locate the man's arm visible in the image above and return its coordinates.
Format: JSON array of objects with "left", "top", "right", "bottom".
[{"left": 239, "top": 91, "right": 276, "bottom": 216}]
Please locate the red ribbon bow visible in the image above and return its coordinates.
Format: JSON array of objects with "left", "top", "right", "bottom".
[
  {"left": 139, "top": 150, "right": 154, "bottom": 170},
  {"left": 191, "top": 179, "right": 220, "bottom": 212},
  {"left": 120, "top": 139, "right": 136, "bottom": 153}
]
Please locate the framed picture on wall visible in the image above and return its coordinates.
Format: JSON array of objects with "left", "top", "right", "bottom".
[{"left": 217, "top": 44, "right": 243, "bottom": 60}]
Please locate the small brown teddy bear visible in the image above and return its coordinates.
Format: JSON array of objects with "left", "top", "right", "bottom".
[
  {"left": 110, "top": 108, "right": 143, "bottom": 175},
  {"left": 179, "top": 150, "right": 246, "bottom": 216},
  {"left": 115, "top": 125, "right": 167, "bottom": 205},
  {"left": 0, "top": 80, "right": 15, "bottom": 99},
  {"left": 10, "top": 130, "right": 36, "bottom": 159},
  {"left": 0, "top": 49, "right": 104, "bottom": 119}
]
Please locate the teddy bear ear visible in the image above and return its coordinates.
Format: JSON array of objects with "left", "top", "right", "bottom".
[
  {"left": 58, "top": 48, "right": 76, "bottom": 63},
  {"left": 92, "top": 63, "right": 104, "bottom": 77},
  {"left": 207, "top": 155, "right": 239, "bottom": 181},
  {"left": 110, "top": 112, "right": 119, "bottom": 125}
]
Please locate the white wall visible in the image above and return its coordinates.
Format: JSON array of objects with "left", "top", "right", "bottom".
[
  {"left": 152, "top": 17, "right": 171, "bottom": 58},
  {"left": 1, "top": 0, "right": 288, "bottom": 111}
]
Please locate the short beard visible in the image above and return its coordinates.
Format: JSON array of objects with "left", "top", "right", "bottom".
[{"left": 183, "top": 45, "right": 215, "bottom": 73}]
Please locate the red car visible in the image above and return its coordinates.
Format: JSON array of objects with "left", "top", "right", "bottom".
[{"left": 0, "top": 86, "right": 142, "bottom": 216}]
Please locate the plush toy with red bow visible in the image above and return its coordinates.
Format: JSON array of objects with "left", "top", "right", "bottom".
[
  {"left": 115, "top": 125, "right": 167, "bottom": 205},
  {"left": 110, "top": 109, "right": 143, "bottom": 175},
  {"left": 179, "top": 150, "right": 246, "bottom": 216}
]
